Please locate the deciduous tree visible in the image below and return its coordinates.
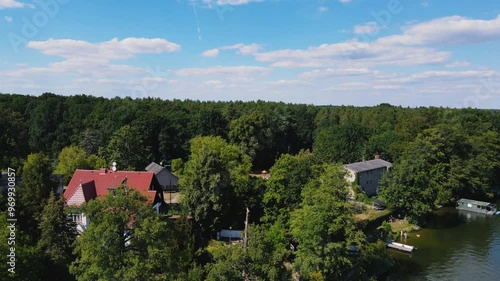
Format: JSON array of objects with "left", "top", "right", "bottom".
[
  {"left": 99, "top": 125, "right": 151, "bottom": 170},
  {"left": 290, "top": 164, "right": 366, "bottom": 280},
  {"left": 181, "top": 136, "right": 251, "bottom": 240}
]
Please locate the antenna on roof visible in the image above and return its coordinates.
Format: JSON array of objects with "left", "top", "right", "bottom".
[{"left": 111, "top": 161, "right": 117, "bottom": 172}]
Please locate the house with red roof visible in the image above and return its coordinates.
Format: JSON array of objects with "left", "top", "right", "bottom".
[{"left": 64, "top": 167, "right": 166, "bottom": 232}]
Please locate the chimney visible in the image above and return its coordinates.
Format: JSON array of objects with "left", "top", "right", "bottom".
[
  {"left": 374, "top": 153, "right": 380, "bottom": 160},
  {"left": 99, "top": 168, "right": 107, "bottom": 175}
]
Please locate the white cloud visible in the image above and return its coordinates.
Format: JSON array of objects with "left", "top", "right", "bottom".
[
  {"left": 265, "top": 80, "right": 312, "bottom": 86},
  {"left": 202, "top": 48, "right": 220, "bottom": 58},
  {"left": 445, "top": 61, "right": 471, "bottom": 68},
  {"left": 299, "top": 68, "right": 376, "bottom": 80},
  {"left": 203, "top": 80, "right": 224, "bottom": 86},
  {"left": 28, "top": 38, "right": 181, "bottom": 60},
  {"left": 8, "top": 37, "right": 180, "bottom": 83},
  {"left": 339, "top": 0, "right": 351, "bottom": 3},
  {"left": 408, "top": 70, "right": 498, "bottom": 81},
  {"left": 202, "top": 43, "right": 262, "bottom": 57},
  {"left": 4, "top": 15, "right": 12, "bottom": 22},
  {"left": 0, "top": 0, "right": 25, "bottom": 9},
  {"left": 373, "top": 85, "right": 402, "bottom": 90},
  {"left": 318, "top": 6, "right": 328, "bottom": 12},
  {"left": 421, "top": 2, "right": 429, "bottom": 7},
  {"left": 8, "top": 58, "right": 146, "bottom": 78},
  {"left": 220, "top": 43, "right": 263, "bottom": 55},
  {"left": 254, "top": 40, "right": 450, "bottom": 68},
  {"left": 353, "top": 22, "right": 380, "bottom": 34},
  {"left": 379, "top": 15, "right": 500, "bottom": 46},
  {"left": 175, "top": 65, "right": 271, "bottom": 77},
  {"left": 252, "top": 15, "right": 500, "bottom": 69},
  {"left": 201, "top": 0, "right": 263, "bottom": 6}
]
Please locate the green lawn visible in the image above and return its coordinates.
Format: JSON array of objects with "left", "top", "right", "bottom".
[
  {"left": 389, "top": 219, "right": 416, "bottom": 233},
  {"left": 354, "top": 203, "right": 391, "bottom": 221}
]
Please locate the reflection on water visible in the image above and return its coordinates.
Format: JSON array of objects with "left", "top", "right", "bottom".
[{"left": 391, "top": 207, "right": 500, "bottom": 281}]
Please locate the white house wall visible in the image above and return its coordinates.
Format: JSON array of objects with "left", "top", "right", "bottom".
[{"left": 67, "top": 185, "right": 86, "bottom": 206}]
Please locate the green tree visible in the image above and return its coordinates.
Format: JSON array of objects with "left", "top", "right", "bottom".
[
  {"left": 71, "top": 186, "right": 195, "bottom": 281},
  {"left": 380, "top": 131, "right": 446, "bottom": 222},
  {"left": 382, "top": 123, "right": 500, "bottom": 222},
  {"left": 54, "top": 146, "right": 96, "bottom": 184},
  {"left": 0, "top": 109, "right": 28, "bottom": 169},
  {"left": 290, "top": 164, "right": 366, "bottom": 280},
  {"left": 229, "top": 111, "right": 272, "bottom": 164},
  {"left": 246, "top": 223, "right": 291, "bottom": 280},
  {"left": 181, "top": 136, "right": 251, "bottom": 240},
  {"left": 85, "top": 154, "right": 107, "bottom": 170},
  {"left": 314, "top": 122, "right": 370, "bottom": 164},
  {"left": 27, "top": 93, "right": 67, "bottom": 156},
  {"left": 171, "top": 158, "right": 185, "bottom": 176},
  {"left": 205, "top": 241, "right": 246, "bottom": 281},
  {"left": 38, "top": 192, "right": 77, "bottom": 280},
  {"left": 99, "top": 125, "right": 151, "bottom": 170},
  {"left": 18, "top": 153, "right": 57, "bottom": 238},
  {"left": 79, "top": 128, "right": 104, "bottom": 156},
  {"left": 0, "top": 212, "right": 45, "bottom": 281},
  {"left": 263, "top": 150, "right": 317, "bottom": 224},
  {"left": 365, "top": 130, "right": 399, "bottom": 162}
]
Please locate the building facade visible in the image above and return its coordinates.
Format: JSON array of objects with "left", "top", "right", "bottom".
[{"left": 344, "top": 157, "right": 392, "bottom": 197}]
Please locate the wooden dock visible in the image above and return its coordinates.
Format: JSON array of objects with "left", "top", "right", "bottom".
[{"left": 386, "top": 241, "right": 415, "bottom": 253}]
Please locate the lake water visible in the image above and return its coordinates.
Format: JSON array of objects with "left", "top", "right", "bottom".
[{"left": 390, "top": 206, "right": 500, "bottom": 281}]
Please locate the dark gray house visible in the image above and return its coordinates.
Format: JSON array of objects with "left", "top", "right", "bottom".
[
  {"left": 344, "top": 157, "right": 392, "bottom": 197},
  {"left": 145, "top": 162, "right": 179, "bottom": 190}
]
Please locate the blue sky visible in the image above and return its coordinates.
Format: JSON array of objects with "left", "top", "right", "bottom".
[{"left": 1, "top": 0, "right": 500, "bottom": 108}]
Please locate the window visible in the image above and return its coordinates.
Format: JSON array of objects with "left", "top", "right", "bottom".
[{"left": 70, "top": 214, "right": 82, "bottom": 224}]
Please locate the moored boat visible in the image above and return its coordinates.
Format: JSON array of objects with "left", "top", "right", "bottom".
[{"left": 456, "top": 198, "right": 497, "bottom": 215}]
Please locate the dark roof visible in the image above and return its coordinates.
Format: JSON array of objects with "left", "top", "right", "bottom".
[
  {"left": 145, "top": 162, "right": 164, "bottom": 175},
  {"left": 344, "top": 159, "right": 392, "bottom": 173},
  {"left": 81, "top": 180, "right": 97, "bottom": 202}
]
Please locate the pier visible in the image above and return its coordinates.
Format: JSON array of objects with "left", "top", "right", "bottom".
[{"left": 386, "top": 241, "right": 415, "bottom": 253}]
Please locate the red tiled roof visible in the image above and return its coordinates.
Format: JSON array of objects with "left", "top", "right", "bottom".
[{"left": 65, "top": 169, "right": 157, "bottom": 205}]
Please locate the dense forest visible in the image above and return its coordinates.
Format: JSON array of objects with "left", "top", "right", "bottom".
[{"left": 1, "top": 92, "right": 500, "bottom": 281}]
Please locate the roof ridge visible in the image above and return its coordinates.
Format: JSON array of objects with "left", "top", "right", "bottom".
[{"left": 73, "top": 169, "right": 154, "bottom": 173}]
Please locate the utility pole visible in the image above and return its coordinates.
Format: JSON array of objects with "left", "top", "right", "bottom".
[{"left": 242, "top": 207, "right": 250, "bottom": 281}]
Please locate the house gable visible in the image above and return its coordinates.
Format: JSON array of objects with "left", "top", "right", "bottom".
[{"left": 67, "top": 184, "right": 86, "bottom": 206}]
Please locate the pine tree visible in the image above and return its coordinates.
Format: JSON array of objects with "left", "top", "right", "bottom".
[{"left": 38, "top": 192, "right": 77, "bottom": 265}]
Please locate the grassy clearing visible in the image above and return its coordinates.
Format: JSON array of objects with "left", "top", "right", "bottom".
[
  {"left": 354, "top": 203, "right": 391, "bottom": 222},
  {"left": 389, "top": 219, "right": 416, "bottom": 233}
]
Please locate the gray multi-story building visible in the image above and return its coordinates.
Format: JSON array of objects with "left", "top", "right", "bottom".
[{"left": 344, "top": 156, "right": 392, "bottom": 197}]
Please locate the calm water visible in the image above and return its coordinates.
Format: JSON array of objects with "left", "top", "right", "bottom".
[{"left": 391, "top": 206, "right": 500, "bottom": 281}]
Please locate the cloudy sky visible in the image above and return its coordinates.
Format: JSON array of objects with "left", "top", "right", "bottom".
[{"left": 1, "top": 0, "right": 499, "bottom": 107}]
